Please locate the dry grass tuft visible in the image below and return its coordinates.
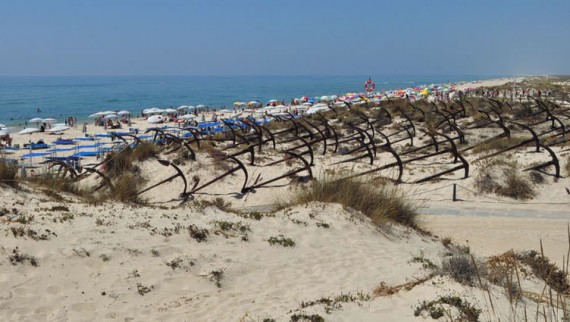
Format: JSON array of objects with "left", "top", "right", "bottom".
[
  {"left": 131, "top": 142, "right": 160, "bottom": 161},
  {"left": 29, "top": 174, "right": 89, "bottom": 197},
  {"left": 471, "top": 136, "right": 528, "bottom": 155},
  {"left": 99, "top": 173, "right": 146, "bottom": 204},
  {"left": 441, "top": 255, "right": 479, "bottom": 286},
  {"left": 103, "top": 142, "right": 159, "bottom": 177},
  {"left": 474, "top": 159, "right": 536, "bottom": 200},
  {"left": 288, "top": 175, "right": 419, "bottom": 229}
]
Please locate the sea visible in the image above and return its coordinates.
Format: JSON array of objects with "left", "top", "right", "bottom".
[{"left": 0, "top": 75, "right": 504, "bottom": 126}]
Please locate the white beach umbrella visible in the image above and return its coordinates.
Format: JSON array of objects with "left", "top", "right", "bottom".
[
  {"left": 117, "top": 110, "right": 131, "bottom": 115},
  {"left": 196, "top": 104, "right": 206, "bottom": 109},
  {"left": 29, "top": 117, "right": 43, "bottom": 123},
  {"left": 88, "top": 112, "right": 105, "bottom": 118},
  {"left": 306, "top": 105, "right": 330, "bottom": 115},
  {"left": 19, "top": 128, "right": 41, "bottom": 135},
  {"left": 0, "top": 124, "right": 6, "bottom": 129},
  {"left": 48, "top": 125, "right": 70, "bottom": 133},
  {"left": 164, "top": 108, "right": 177, "bottom": 114},
  {"left": 180, "top": 114, "right": 197, "bottom": 120},
  {"left": 218, "top": 109, "right": 231, "bottom": 113},
  {"left": 104, "top": 114, "right": 119, "bottom": 120},
  {"left": 42, "top": 118, "right": 57, "bottom": 123},
  {"left": 177, "top": 106, "right": 187, "bottom": 111},
  {"left": 187, "top": 105, "right": 196, "bottom": 110},
  {"left": 147, "top": 115, "right": 164, "bottom": 124},
  {"left": 275, "top": 104, "right": 286, "bottom": 109},
  {"left": 101, "top": 111, "right": 116, "bottom": 115}
]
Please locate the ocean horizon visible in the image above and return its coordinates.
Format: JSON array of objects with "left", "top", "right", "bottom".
[{"left": 0, "top": 75, "right": 506, "bottom": 126}]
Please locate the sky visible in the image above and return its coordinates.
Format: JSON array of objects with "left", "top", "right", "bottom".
[{"left": 0, "top": 0, "right": 569, "bottom": 76}]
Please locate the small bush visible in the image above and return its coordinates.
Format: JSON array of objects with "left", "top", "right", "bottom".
[
  {"left": 105, "top": 173, "right": 145, "bottom": 203},
  {"left": 474, "top": 160, "right": 535, "bottom": 200},
  {"left": 268, "top": 235, "right": 296, "bottom": 247},
  {"left": 29, "top": 174, "right": 88, "bottom": 197},
  {"left": 290, "top": 314, "right": 325, "bottom": 322},
  {"left": 131, "top": 142, "right": 160, "bottom": 161},
  {"left": 414, "top": 295, "right": 481, "bottom": 322},
  {"left": 136, "top": 283, "right": 153, "bottom": 296},
  {"left": 103, "top": 149, "right": 135, "bottom": 177},
  {"left": 528, "top": 171, "right": 545, "bottom": 184},
  {"left": 289, "top": 175, "right": 418, "bottom": 228},
  {"left": 209, "top": 269, "right": 224, "bottom": 288},
  {"left": 188, "top": 224, "right": 209, "bottom": 242},
  {"left": 0, "top": 161, "right": 18, "bottom": 187},
  {"left": 518, "top": 250, "right": 570, "bottom": 293},
  {"left": 9, "top": 247, "right": 38, "bottom": 266},
  {"left": 441, "top": 255, "right": 478, "bottom": 286},
  {"left": 196, "top": 197, "right": 233, "bottom": 212}
]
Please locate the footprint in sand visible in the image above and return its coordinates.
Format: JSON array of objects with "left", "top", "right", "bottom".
[
  {"left": 46, "top": 285, "right": 62, "bottom": 295},
  {"left": 70, "top": 302, "right": 96, "bottom": 315}
]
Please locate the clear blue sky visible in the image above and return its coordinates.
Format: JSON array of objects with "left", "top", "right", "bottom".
[{"left": 1, "top": 0, "right": 568, "bottom": 76}]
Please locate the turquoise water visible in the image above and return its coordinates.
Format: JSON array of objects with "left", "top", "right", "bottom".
[{"left": 0, "top": 75, "right": 503, "bottom": 126}]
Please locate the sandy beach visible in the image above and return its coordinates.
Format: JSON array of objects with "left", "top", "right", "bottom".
[{"left": 2, "top": 76, "right": 570, "bottom": 321}]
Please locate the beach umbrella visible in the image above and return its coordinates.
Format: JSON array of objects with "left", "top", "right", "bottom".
[
  {"left": 187, "top": 105, "right": 196, "bottom": 110},
  {"left": 19, "top": 128, "right": 40, "bottom": 135},
  {"left": 29, "top": 117, "right": 43, "bottom": 123},
  {"left": 177, "top": 106, "right": 187, "bottom": 111},
  {"left": 101, "top": 111, "right": 116, "bottom": 115},
  {"left": 42, "top": 118, "right": 57, "bottom": 124},
  {"left": 180, "top": 114, "right": 196, "bottom": 120},
  {"left": 48, "top": 125, "right": 70, "bottom": 133},
  {"left": 147, "top": 115, "right": 164, "bottom": 124},
  {"left": 117, "top": 110, "right": 130, "bottom": 116},
  {"left": 0, "top": 124, "right": 6, "bottom": 129},
  {"left": 104, "top": 114, "right": 119, "bottom": 120},
  {"left": 218, "top": 109, "right": 231, "bottom": 113},
  {"left": 164, "top": 108, "right": 177, "bottom": 114},
  {"left": 196, "top": 104, "right": 206, "bottom": 109}
]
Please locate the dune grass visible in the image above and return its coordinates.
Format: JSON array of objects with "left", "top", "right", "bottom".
[{"left": 288, "top": 175, "right": 419, "bottom": 229}]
